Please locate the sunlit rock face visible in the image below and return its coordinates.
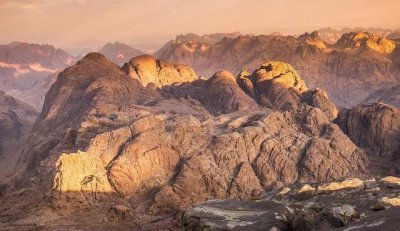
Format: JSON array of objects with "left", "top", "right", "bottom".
[
  {"left": 334, "top": 32, "right": 396, "bottom": 53},
  {"left": 0, "top": 42, "right": 75, "bottom": 111},
  {"left": 14, "top": 54, "right": 367, "bottom": 211},
  {"left": 155, "top": 31, "right": 400, "bottom": 108},
  {"left": 122, "top": 54, "right": 198, "bottom": 88},
  {"left": 2, "top": 52, "right": 398, "bottom": 230}
]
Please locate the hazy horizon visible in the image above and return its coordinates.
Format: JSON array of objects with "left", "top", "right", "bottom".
[{"left": 1, "top": 0, "right": 400, "bottom": 54}]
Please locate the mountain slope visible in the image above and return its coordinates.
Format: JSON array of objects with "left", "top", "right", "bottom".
[
  {"left": 0, "top": 91, "right": 37, "bottom": 177},
  {"left": 0, "top": 54, "right": 380, "bottom": 229}
]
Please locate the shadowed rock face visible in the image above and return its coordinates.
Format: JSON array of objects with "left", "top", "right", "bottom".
[
  {"left": 336, "top": 103, "right": 400, "bottom": 159},
  {"left": 0, "top": 53, "right": 396, "bottom": 230},
  {"left": 0, "top": 91, "right": 37, "bottom": 177},
  {"left": 155, "top": 31, "right": 400, "bottom": 107}
]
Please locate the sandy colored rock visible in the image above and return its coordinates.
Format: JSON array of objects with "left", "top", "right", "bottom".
[
  {"left": 317, "top": 178, "right": 364, "bottom": 193},
  {"left": 379, "top": 197, "right": 400, "bottom": 207},
  {"left": 380, "top": 176, "right": 400, "bottom": 188},
  {"left": 122, "top": 54, "right": 198, "bottom": 87}
]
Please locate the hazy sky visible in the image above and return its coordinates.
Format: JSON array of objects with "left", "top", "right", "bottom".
[{"left": 1, "top": 0, "right": 399, "bottom": 52}]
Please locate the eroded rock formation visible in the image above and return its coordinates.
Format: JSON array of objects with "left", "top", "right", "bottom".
[{"left": 0, "top": 53, "right": 397, "bottom": 230}]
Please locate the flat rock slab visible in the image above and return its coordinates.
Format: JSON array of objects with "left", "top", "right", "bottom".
[
  {"left": 338, "top": 208, "right": 400, "bottom": 231},
  {"left": 182, "top": 199, "right": 290, "bottom": 231}
]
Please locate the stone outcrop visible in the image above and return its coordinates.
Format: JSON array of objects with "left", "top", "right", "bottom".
[
  {"left": 122, "top": 54, "right": 198, "bottom": 88},
  {"left": 335, "top": 32, "right": 396, "bottom": 53},
  {"left": 0, "top": 53, "right": 396, "bottom": 230},
  {"left": 336, "top": 103, "right": 400, "bottom": 159},
  {"left": 183, "top": 177, "right": 400, "bottom": 231}
]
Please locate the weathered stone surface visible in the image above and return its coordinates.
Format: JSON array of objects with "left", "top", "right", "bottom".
[
  {"left": 336, "top": 103, "right": 400, "bottom": 159},
  {"left": 182, "top": 199, "right": 291, "bottom": 231},
  {"left": 122, "top": 54, "right": 198, "bottom": 87},
  {"left": 184, "top": 177, "right": 400, "bottom": 231},
  {"left": 317, "top": 178, "right": 364, "bottom": 193},
  {"left": 0, "top": 54, "right": 386, "bottom": 230}
]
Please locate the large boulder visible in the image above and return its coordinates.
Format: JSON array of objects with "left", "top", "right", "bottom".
[
  {"left": 122, "top": 54, "right": 198, "bottom": 87},
  {"left": 336, "top": 103, "right": 400, "bottom": 159}
]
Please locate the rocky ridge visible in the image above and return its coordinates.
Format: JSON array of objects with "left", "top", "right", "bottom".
[
  {"left": 0, "top": 53, "right": 398, "bottom": 230},
  {"left": 155, "top": 31, "right": 400, "bottom": 107}
]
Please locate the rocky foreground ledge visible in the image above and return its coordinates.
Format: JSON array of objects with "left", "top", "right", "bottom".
[{"left": 183, "top": 176, "right": 400, "bottom": 230}]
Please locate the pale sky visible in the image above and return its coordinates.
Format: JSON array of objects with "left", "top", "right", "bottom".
[{"left": 1, "top": 0, "right": 399, "bottom": 52}]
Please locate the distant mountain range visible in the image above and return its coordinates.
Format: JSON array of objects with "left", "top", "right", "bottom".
[
  {"left": 1, "top": 28, "right": 399, "bottom": 112},
  {"left": 0, "top": 42, "right": 75, "bottom": 111},
  {"left": 155, "top": 31, "right": 400, "bottom": 108}
]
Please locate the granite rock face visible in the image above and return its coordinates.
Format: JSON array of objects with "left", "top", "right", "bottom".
[
  {"left": 0, "top": 53, "right": 397, "bottom": 230},
  {"left": 336, "top": 103, "right": 400, "bottom": 159},
  {"left": 122, "top": 54, "right": 198, "bottom": 88}
]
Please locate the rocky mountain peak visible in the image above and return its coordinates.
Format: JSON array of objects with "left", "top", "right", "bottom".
[
  {"left": 122, "top": 54, "right": 198, "bottom": 87},
  {"left": 335, "top": 31, "right": 396, "bottom": 53},
  {"left": 298, "top": 31, "right": 328, "bottom": 49},
  {"left": 98, "top": 42, "right": 143, "bottom": 65},
  {"left": 252, "top": 61, "right": 308, "bottom": 93}
]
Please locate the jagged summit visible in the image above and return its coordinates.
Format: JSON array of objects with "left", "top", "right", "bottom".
[
  {"left": 298, "top": 31, "right": 328, "bottom": 49},
  {"left": 335, "top": 31, "right": 397, "bottom": 53}
]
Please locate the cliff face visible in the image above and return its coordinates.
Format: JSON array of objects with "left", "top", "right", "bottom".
[{"left": 155, "top": 32, "right": 400, "bottom": 108}]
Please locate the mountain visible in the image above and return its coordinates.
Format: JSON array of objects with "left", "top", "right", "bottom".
[
  {"left": 0, "top": 42, "right": 75, "bottom": 111},
  {"left": 364, "top": 84, "right": 400, "bottom": 107},
  {"left": 0, "top": 91, "right": 37, "bottom": 177},
  {"left": 317, "top": 27, "right": 397, "bottom": 44},
  {"left": 2, "top": 53, "right": 399, "bottom": 230},
  {"left": 388, "top": 30, "right": 400, "bottom": 40},
  {"left": 155, "top": 31, "right": 400, "bottom": 107},
  {"left": 98, "top": 42, "right": 144, "bottom": 65},
  {"left": 175, "top": 32, "right": 242, "bottom": 44}
]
